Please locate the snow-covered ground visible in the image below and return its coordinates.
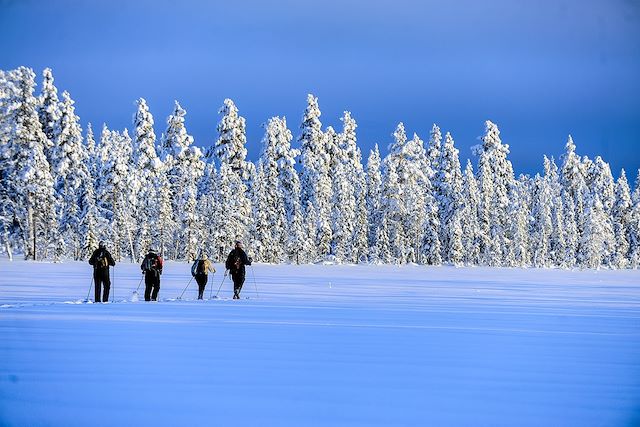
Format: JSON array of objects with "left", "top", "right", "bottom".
[{"left": 1, "top": 259, "right": 639, "bottom": 427}]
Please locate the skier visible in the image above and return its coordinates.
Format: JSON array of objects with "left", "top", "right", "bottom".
[
  {"left": 191, "top": 253, "right": 216, "bottom": 300},
  {"left": 88, "top": 241, "right": 116, "bottom": 303},
  {"left": 141, "top": 248, "right": 164, "bottom": 301},
  {"left": 225, "top": 240, "right": 252, "bottom": 299}
]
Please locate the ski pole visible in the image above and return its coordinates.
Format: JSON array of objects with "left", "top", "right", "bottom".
[
  {"left": 250, "top": 265, "right": 259, "bottom": 299},
  {"left": 207, "top": 272, "right": 216, "bottom": 300},
  {"left": 111, "top": 266, "right": 115, "bottom": 303},
  {"left": 214, "top": 272, "right": 227, "bottom": 299},
  {"left": 85, "top": 274, "right": 94, "bottom": 302},
  {"left": 135, "top": 275, "right": 144, "bottom": 293},
  {"left": 178, "top": 276, "right": 194, "bottom": 300}
]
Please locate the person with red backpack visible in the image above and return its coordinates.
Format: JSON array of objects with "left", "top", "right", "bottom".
[
  {"left": 141, "top": 248, "right": 164, "bottom": 301},
  {"left": 191, "top": 254, "right": 216, "bottom": 300},
  {"left": 88, "top": 240, "right": 116, "bottom": 303},
  {"left": 225, "top": 240, "right": 252, "bottom": 299}
]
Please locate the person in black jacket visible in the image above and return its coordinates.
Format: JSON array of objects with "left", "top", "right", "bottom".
[
  {"left": 88, "top": 241, "right": 116, "bottom": 303},
  {"left": 141, "top": 248, "right": 164, "bottom": 301},
  {"left": 225, "top": 241, "right": 252, "bottom": 299}
]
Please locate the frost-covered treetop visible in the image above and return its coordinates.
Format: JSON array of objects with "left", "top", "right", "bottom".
[
  {"left": 389, "top": 122, "right": 407, "bottom": 154},
  {"left": 161, "top": 100, "right": 194, "bottom": 160},
  {"left": 427, "top": 123, "right": 442, "bottom": 165},
  {"left": 214, "top": 98, "right": 252, "bottom": 180},
  {"left": 299, "top": 94, "right": 323, "bottom": 153},
  {"left": 339, "top": 111, "right": 358, "bottom": 164},
  {"left": 481, "top": 120, "right": 509, "bottom": 153},
  {"left": 133, "top": 98, "right": 161, "bottom": 173},
  {"left": 38, "top": 68, "right": 61, "bottom": 142},
  {"left": 133, "top": 98, "right": 156, "bottom": 145}
]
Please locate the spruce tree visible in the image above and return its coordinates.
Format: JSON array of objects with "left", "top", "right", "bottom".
[
  {"left": 365, "top": 145, "right": 383, "bottom": 260},
  {"left": 37, "top": 67, "right": 61, "bottom": 162},
  {"left": 437, "top": 132, "right": 464, "bottom": 262},
  {"left": 530, "top": 174, "right": 552, "bottom": 268},
  {"left": 461, "top": 160, "right": 481, "bottom": 265},
  {"left": 132, "top": 98, "right": 162, "bottom": 258},
  {"left": 475, "top": 121, "right": 515, "bottom": 266},
  {"left": 612, "top": 170, "right": 632, "bottom": 268},
  {"left": 160, "top": 101, "right": 204, "bottom": 259},
  {"left": 581, "top": 194, "right": 614, "bottom": 269},
  {"left": 54, "top": 91, "right": 90, "bottom": 259},
  {"left": 7, "top": 67, "right": 58, "bottom": 260},
  {"left": 211, "top": 98, "right": 254, "bottom": 183},
  {"left": 270, "top": 117, "right": 305, "bottom": 263}
]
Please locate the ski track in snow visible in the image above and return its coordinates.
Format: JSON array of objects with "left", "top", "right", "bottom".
[{"left": 0, "top": 259, "right": 639, "bottom": 427}]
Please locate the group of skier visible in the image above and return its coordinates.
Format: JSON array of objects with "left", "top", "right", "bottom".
[{"left": 88, "top": 240, "right": 253, "bottom": 303}]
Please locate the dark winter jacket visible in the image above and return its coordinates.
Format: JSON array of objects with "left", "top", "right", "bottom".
[
  {"left": 89, "top": 248, "right": 116, "bottom": 271},
  {"left": 225, "top": 248, "right": 252, "bottom": 276},
  {"left": 141, "top": 252, "right": 164, "bottom": 276}
]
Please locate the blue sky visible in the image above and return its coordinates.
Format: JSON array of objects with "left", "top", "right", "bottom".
[{"left": 1, "top": 0, "right": 639, "bottom": 177}]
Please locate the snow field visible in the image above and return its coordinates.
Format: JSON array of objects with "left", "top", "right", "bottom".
[{"left": 1, "top": 260, "right": 639, "bottom": 426}]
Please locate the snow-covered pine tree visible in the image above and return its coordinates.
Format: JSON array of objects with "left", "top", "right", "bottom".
[
  {"left": 448, "top": 208, "right": 465, "bottom": 267},
  {"left": 53, "top": 91, "right": 90, "bottom": 259},
  {"left": 475, "top": 120, "right": 515, "bottom": 266},
  {"left": 37, "top": 68, "right": 61, "bottom": 163},
  {"left": 351, "top": 150, "right": 369, "bottom": 264},
  {"left": 365, "top": 145, "right": 383, "bottom": 261},
  {"left": 85, "top": 123, "right": 99, "bottom": 183},
  {"left": 587, "top": 157, "right": 616, "bottom": 215},
  {"left": 298, "top": 94, "right": 332, "bottom": 260},
  {"left": 77, "top": 123, "right": 99, "bottom": 259},
  {"left": 299, "top": 94, "right": 324, "bottom": 210},
  {"left": 96, "top": 126, "right": 136, "bottom": 261},
  {"left": 330, "top": 141, "right": 355, "bottom": 263},
  {"left": 629, "top": 170, "right": 640, "bottom": 268},
  {"left": 303, "top": 200, "right": 318, "bottom": 263},
  {"left": 211, "top": 98, "right": 255, "bottom": 183},
  {"left": 584, "top": 156, "right": 616, "bottom": 265},
  {"left": 543, "top": 157, "right": 566, "bottom": 267},
  {"left": 384, "top": 123, "right": 434, "bottom": 263},
  {"left": 426, "top": 124, "right": 442, "bottom": 183},
  {"left": 530, "top": 174, "right": 552, "bottom": 268},
  {"left": 381, "top": 139, "right": 406, "bottom": 264},
  {"left": 4, "top": 67, "right": 59, "bottom": 259},
  {"left": 311, "top": 125, "right": 335, "bottom": 260},
  {"left": 196, "top": 163, "right": 223, "bottom": 261},
  {"left": 510, "top": 176, "right": 531, "bottom": 267},
  {"left": 460, "top": 160, "right": 480, "bottom": 265},
  {"left": 253, "top": 117, "right": 288, "bottom": 263},
  {"left": 249, "top": 162, "right": 272, "bottom": 262},
  {"left": 404, "top": 133, "right": 428, "bottom": 264},
  {"left": 581, "top": 194, "right": 615, "bottom": 269},
  {"left": 421, "top": 193, "right": 442, "bottom": 265},
  {"left": 160, "top": 101, "right": 204, "bottom": 259},
  {"left": 339, "top": 112, "right": 368, "bottom": 263},
  {"left": 77, "top": 166, "right": 98, "bottom": 259},
  {"left": 0, "top": 69, "right": 17, "bottom": 259},
  {"left": 132, "top": 98, "right": 162, "bottom": 259},
  {"left": 612, "top": 170, "right": 632, "bottom": 268},
  {"left": 270, "top": 117, "right": 305, "bottom": 264},
  {"left": 437, "top": 131, "right": 464, "bottom": 263},
  {"left": 218, "top": 162, "right": 251, "bottom": 249},
  {"left": 375, "top": 215, "right": 392, "bottom": 264}
]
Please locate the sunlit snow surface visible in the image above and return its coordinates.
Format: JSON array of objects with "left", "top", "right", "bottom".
[{"left": 1, "top": 260, "right": 639, "bottom": 427}]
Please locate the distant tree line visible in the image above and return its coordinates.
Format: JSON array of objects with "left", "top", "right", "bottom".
[{"left": 1, "top": 66, "right": 639, "bottom": 268}]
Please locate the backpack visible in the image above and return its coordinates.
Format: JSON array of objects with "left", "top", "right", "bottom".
[
  {"left": 191, "top": 260, "right": 205, "bottom": 277},
  {"left": 96, "top": 251, "right": 109, "bottom": 269},
  {"left": 143, "top": 253, "right": 158, "bottom": 272}
]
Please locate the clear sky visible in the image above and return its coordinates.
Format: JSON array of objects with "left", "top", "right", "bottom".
[{"left": 1, "top": 0, "right": 639, "bottom": 178}]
